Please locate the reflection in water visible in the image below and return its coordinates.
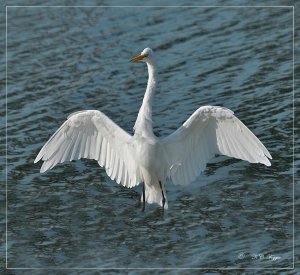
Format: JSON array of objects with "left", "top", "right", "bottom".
[{"left": 4, "top": 5, "right": 294, "bottom": 269}]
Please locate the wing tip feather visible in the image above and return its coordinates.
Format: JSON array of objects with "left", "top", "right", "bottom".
[
  {"left": 262, "top": 156, "right": 272, "bottom": 167},
  {"left": 40, "top": 165, "right": 47, "bottom": 173},
  {"left": 34, "top": 150, "right": 44, "bottom": 163}
]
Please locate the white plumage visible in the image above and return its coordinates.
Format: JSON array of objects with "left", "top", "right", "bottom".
[{"left": 35, "top": 47, "right": 272, "bottom": 209}]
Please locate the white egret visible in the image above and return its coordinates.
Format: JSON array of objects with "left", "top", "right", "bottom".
[{"left": 35, "top": 47, "right": 272, "bottom": 209}]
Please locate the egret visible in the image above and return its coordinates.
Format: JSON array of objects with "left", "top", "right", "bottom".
[{"left": 34, "top": 47, "right": 272, "bottom": 209}]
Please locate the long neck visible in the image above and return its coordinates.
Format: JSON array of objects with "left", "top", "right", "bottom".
[{"left": 134, "top": 61, "right": 157, "bottom": 136}]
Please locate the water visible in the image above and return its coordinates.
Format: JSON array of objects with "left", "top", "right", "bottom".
[{"left": 2, "top": 4, "right": 296, "bottom": 273}]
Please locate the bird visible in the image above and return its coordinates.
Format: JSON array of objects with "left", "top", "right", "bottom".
[{"left": 34, "top": 47, "right": 272, "bottom": 210}]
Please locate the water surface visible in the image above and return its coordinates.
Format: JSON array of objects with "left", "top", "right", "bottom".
[{"left": 3, "top": 4, "right": 295, "bottom": 272}]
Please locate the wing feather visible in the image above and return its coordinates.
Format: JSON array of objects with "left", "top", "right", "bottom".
[
  {"left": 94, "top": 134, "right": 100, "bottom": 159},
  {"left": 99, "top": 138, "right": 107, "bottom": 167},
  {"left": 163, "top": 106, "right": 272, "bottom": 186},
  {"left": 35, "top": 110, "right": 140, "bottom": 188},
  {"left": 117, "top": 161, "right": 123, "bottom": 184}
]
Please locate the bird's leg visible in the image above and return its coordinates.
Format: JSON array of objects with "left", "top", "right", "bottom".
[
  {"left": 142, "top": 183, "right": 146, "bottom": 212},
  {"left": 159, "top": 181, "right": 165, "bottom": 209}
]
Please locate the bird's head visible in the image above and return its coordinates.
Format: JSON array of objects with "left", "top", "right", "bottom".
[{"left": 130, "top": 47, "right": 154, "bottom": 63}]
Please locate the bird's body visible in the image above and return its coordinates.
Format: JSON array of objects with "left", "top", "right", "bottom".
[{"left": 35, "top": 48, "right": 272, "bottom": 209}]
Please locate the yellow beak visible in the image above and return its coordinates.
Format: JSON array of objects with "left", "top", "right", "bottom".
[{"left": 130, "top": 54, "right": 146, "bottom": 62}]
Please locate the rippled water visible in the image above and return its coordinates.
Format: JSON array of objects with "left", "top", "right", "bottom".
[{"left": 3, "top": 4, "right": 295, "bottom": 273}]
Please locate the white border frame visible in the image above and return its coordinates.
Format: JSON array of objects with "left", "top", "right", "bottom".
[{"left": 5, "top": 4, "right": 295, "bottom": 271}]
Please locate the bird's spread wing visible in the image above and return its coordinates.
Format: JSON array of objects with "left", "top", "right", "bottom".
[
  {"left": 162, "top": 106, "right": 272, "bottom": 186},
  {"left": 34, "top": 110, "right": 140, "bottom": 188}
]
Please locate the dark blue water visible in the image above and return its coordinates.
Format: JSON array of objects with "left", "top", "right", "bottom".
[{"left": 2, "top": 3, "right": 296, "bottom": 273}]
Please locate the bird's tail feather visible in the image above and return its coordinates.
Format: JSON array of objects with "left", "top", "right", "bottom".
[{"left": 141, "top": 184, "right": 168, "bottom": 209}]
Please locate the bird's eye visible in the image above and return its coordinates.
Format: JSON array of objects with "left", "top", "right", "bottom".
[{"left": 144, "top": 54, "right": 149, "bottom": 57}]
